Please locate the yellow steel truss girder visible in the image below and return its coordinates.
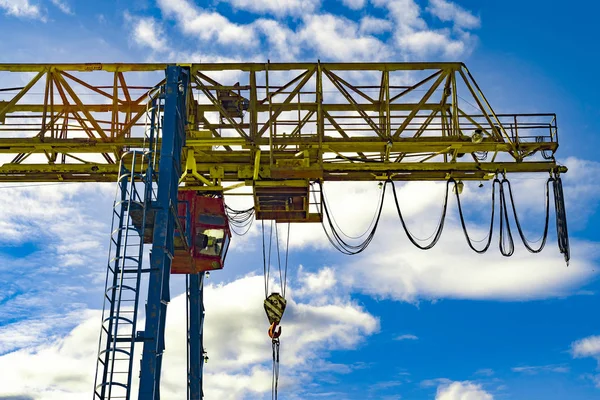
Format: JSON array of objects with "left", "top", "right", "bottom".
[
  {"left": 0, "top": 62, "right": 464, "bottom": 73},
  {"left": 0, "top": 62, "right": 563, "bottom": 183},
  {"left": 0, "top": 137, "right": 558, "bottom": 154}
]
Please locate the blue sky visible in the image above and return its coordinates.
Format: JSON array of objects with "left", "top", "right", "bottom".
[{"left": 0, "top": 1, "right": 599, "bottom": 399}]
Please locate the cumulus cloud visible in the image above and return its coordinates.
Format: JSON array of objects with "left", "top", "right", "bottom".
[
  {"left": 511, "top": 364, "right": 569, "bottom": 374},
  {"left": 277, "top": 177, "right": 599, "bottom": 303},
  {"left": 427, "top": 0, "right": 481, "bottom": 29},
  {"left": 0, "top": 183, "right": 114, "bottom": 361},
  {"left": 50, "top": 0, "right": 72, "bottom": 15},
  {"left": 295, "top": 266, "right": 337, "bottom": 296},
  {"left": 221, "top": 0, "right": 321, "bottom": 17},
  {"left": 435, "top": 380, "right": 493, "bottom": 400},
  {"left": 0, "top": 0, "right": 43, "bottom": 20},
  {"left": 298, "top": 13, "right": 391, "bottom": 61},
  {"left": 571, "top": 335, "right": 600, "bottom": 360},
  {"left": 342, "top": 0, "right": 366, "bottom": 10},
  {"left": 152, "top": 0, "right": 480, "bottom": 61},
  {"left": 397, "top": 30, "right": 466, "bottom": 58},
  {"left": 157, "top": 0, "right": 259, "bottom": 47},
  {"left": 124, "top": 13, "right": 167, "bottom": 51},
  {"left": 253, "top": 18, "right": 301, "bottom": 60},
  {"left": 359, "top": 16, "right": 393, "bottom": 35},
  {"left": 0, "top": 270, "right": 378, "bottom": 399}
]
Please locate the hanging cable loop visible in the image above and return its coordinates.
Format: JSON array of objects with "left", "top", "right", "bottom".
[
  {"left": 226, "top": 205, "right": 255, "bottom": 236},
  {"left": 498, "top": 177, "right": 515, "bottom": 256},
  {"left": 390, "top": 179, "right": 451, "bottom": 250},
  {"left": 502, "top": 177, "right": 551, "bottom": 253},
  {"left": 455, "top": 178, "right": 498, "bottom": 253},
  {"left": 313, "top": 176, "right": 569, "bottom": 261},
  {"left": 552, "top": 174, "right": 570, "bottom": 264},
  {"left": 317, "top": 180, "right": 386, "bottom": 255}
]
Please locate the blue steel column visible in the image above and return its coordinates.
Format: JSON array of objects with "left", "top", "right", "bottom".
[
  {"left": 188, "top": 272, "right": 204, "bottom": 399},
  {"left": 138, "top": 66, "right": 190, "bottom": 399}
]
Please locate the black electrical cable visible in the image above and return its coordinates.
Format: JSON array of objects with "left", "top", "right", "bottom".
[
  {"left": 553, "top": 176, "right": 570, "bottom": 264},
  {"left": 502, "top": 178, "right": 551, "bottom": 253},
  {"left": 317, "top": 181, "right": 387, "bottom": 255},
  {"left": 498, "top": 178, "right": 515, "bottom": 257},
  {"left": 390, "top": 179, "right": 451, "bottom": 250},
  {"left": 455, "top": 179, "right": 498, "bottom": 253},
  {"left": 314, "top": 176, "right": 568, "bottom": 261},
  {"left": 226, "top": 205, "right": 255, "bottom": 236},
  {"left": 321, "top": 182, "right": 385, "bottom": 240}
]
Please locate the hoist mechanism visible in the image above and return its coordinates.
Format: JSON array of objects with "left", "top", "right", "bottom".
[{"left": 0, "top": 62, "right": 571, "bottom": 399}]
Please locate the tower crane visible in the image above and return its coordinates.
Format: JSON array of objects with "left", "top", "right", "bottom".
[{"left": 0, "top": 62, "right": 569, "bottom": 399}]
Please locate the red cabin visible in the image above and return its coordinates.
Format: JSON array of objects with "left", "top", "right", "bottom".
[{"left": 172, "top": 192, "right": 231, "bottom": 274}]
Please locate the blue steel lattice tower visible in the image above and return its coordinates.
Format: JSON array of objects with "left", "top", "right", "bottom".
[{"left": 94, "top": 66, "right": 205, "bottom": 400}]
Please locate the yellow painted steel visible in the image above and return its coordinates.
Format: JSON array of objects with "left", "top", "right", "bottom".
[{"left": 0, "top": 62, "right": 564, "bottom": 184}]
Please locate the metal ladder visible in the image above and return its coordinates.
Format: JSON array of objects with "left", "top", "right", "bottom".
[{"left": 93, "top": 97, "right": 161, "bottom": 400}]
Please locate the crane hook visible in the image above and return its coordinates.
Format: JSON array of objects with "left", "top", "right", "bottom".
[{"left": 268, "top": 322, "right": 282, "bottom": 339}]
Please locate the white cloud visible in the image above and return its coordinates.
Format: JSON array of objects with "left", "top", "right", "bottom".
[
  {"left": 222, "top": 0, "right": 320, "bottom": 17},
  {"left": 372, "top": 0, "right": 476, "bottom": 59},
  {"left": 253, "top": 18, "right": 301, "bottom": 60},
  {"left": 436, "top": 381, "right": 493, "bottom": 400},
  {"left": 279, "top": 177, "right": 599, "bottom": 303},
  {"left": 511, "top": 364, "right": 569, "bottom": 374},
  {"left": 561, "top": 157, "right": 600, "bottom": 230},
  {"left": 427, "top": 0, "right": 481, "bottom": 29},
  {"left": 157, "top": 0, "right": 258, "bottom": 47},
  {"left": 125, "top": 13, "right": 167, "bottom": 51},
  {"left": 0, "top": 271, "right": 378, "bottom": 399},
  {"left": 342, "top": 233, "right": 597, "bottom": 302},
  {"left": 360, "top": 16, "right": 393, "bottom": 35},
  {"left": 154, "top": 0, "right": 479, "bottom": 61},
  {"left": 296, "top": 266, "right": 337, "bottom": 295},
  {"left": 0, "top": 0, "right": 43, "bottom": 20},
  {"left": 571, "top": 335, "right": 600, "bottom": 360},
  {"left": 342, "top": 0, "right": 365, "bottom": 10},
  {"left": 298, "top": 14, "right": 390, "bottom": 61},
  {"left": 398, "top": 29, "right": 466, "bottom": 58},
  {"left": 372, "top": 0, "right": 427, "bottom": 35},
  {"left": 394, "top": 334, "right": 418, "bottom": 341},
  {"left": 50, "top": 0, "right": 72, "bottom": 15}
]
